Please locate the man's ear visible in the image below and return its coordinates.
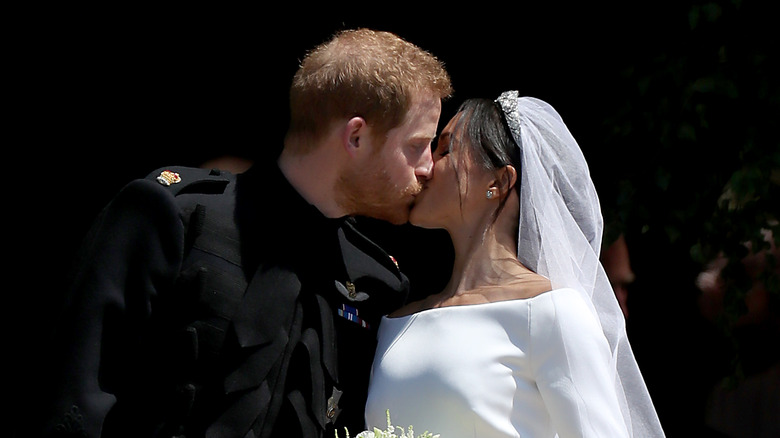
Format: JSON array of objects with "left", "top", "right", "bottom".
[
  {"left": 343, "top": 116, "right": 367, "bottom": 157},
  {"left": 489, "top": 165, "right": 518, "bottom": 198}
]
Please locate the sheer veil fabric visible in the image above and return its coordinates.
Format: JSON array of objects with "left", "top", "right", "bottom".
[{"left": 495, "top": 91, "right": 665, "bottom": 437}]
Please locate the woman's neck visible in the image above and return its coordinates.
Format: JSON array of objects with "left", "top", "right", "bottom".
[
  {"left": 439, "top": 190, "right": 549, "bottom": 301},
  {"left": 391, "top": 203, "right": 550, "bottom": 317},
  {"left": 444, "top": 218, "right": 521, "bottom": 297}
]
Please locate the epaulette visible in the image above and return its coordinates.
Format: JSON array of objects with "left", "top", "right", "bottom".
[{"left": 146, "top": 165, "right": 233, "bottom": 196}]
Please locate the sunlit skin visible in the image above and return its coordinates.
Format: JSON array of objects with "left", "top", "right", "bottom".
[
  {"left": 337, "top": 92, "right": 441, "bottom": 224},
  {"left": 393, "top": 111, "right": 551, "bottom": 317},
  {"left": 278, "top": 91, "right": 441, "bottom": 225}
]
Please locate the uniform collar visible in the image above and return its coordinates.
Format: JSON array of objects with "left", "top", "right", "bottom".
[{"left": 239, "top": 158, "right": 349, "bottom": 229}]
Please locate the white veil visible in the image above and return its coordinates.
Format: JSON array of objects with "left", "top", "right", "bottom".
[{"left": 495, "top": 91, "right": 665, "bottom": 437}]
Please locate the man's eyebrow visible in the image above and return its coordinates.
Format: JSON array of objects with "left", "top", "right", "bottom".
[{"left": 411, "top": 133, "right": 436, "bottom": 140}]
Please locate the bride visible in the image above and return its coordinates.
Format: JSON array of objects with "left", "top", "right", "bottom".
[{"left": 364, "top": 92, "right": 665, "bottom": 437}]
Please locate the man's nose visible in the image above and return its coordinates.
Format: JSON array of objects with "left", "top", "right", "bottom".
[{"left": 415, "top": 147, "right": 434, "bottom": 180}]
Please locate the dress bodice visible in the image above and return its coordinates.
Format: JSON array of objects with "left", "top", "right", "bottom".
[{"left": 365, "top": 288, "right": 629, "bottom": 438}]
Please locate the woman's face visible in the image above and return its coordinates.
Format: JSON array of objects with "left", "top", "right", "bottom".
[{"left": 409, "top": 112, "right": 490, "bottom": 229}]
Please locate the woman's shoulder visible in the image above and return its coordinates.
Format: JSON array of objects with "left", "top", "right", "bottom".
[
  {"left": 448, "top": 271, "right": 554, "bottom": 305},
  {"left": 528, "top": 288, "right": 603, "bottom": 335},
  {"left": 387, "top": 273, "right": 554, "bottom": 317},
  {"left": 491, "top": 272, "right": 553, "bottom": 302}
]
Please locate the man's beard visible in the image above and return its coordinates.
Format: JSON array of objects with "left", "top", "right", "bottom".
[{"left": 335, "top": 164, "right": 422, "bottom": 225}]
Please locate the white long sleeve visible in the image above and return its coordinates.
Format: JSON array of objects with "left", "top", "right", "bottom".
[{"left": 529, "top": 289, "right": 629, "bottom": 437}]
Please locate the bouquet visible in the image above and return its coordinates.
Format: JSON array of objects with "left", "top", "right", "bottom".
[{"left": 336, "top": 410, "right": 440, "bottom": 438}]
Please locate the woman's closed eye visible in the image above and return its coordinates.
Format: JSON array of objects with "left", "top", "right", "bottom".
[{"left": 433, "top": 134, "right": 451, "bottom": 159}]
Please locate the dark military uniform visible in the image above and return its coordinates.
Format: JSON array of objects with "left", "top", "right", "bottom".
[{"left": 38, "top": 159, "right": 408, "bottom": 437}]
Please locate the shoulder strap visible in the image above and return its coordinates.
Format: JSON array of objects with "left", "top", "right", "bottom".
[{"left": 146, "top": 166, "right": 232, "bottom": 197}]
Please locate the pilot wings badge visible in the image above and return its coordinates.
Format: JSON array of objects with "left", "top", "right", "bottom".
[{"left": 335, "top": 280, "right": 369, "bottom": 302}]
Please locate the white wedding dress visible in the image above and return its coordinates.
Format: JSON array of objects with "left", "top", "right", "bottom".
[{"left": 364, "top": 288, "right": 630, "bottom": 438}]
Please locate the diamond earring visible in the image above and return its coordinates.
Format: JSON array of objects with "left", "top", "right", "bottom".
[{"left": 486, "top": 190, "right": 494, "bottom": 199}]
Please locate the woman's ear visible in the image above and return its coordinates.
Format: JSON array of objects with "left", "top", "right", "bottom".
[
  {"left": 488, "top": 165, "right": 517, "bottom": 198},
  {"left": 343, "top": 116, "right": 367, "bottom": 157}
]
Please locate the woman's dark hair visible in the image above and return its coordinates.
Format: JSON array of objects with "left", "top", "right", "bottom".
[{"left": 448, "top": 98, "right": 522, "bottom": 221}]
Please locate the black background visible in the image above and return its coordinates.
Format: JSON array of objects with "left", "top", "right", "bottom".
[{"left": 10, "top": 3, "right": 777, "bottom": 436}]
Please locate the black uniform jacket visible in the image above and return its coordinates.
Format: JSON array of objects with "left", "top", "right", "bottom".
[{"left": 36, "top": 159, "right": 409, "bottom": 437}]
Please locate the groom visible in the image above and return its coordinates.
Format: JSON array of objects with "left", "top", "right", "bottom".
[{"left": 35, "top": 29, "right": 451, "bottom": 437}]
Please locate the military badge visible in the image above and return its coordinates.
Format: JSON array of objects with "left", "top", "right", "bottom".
[
  {"left": 156, "top": 170, "right": 182, "bottom": 186},
  {"left": 338, "top": 303, "right": 369, "bottom": 328},
  {"left": 335, "top": 280, "right": 369, "bottom": 302},
  {"left": 326, "top": 387, "right": 343, "bottom": 424}
]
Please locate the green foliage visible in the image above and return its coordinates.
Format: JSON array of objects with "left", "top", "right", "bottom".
[{"left": 599, "top": 0, "right": 779, "bottom": 379}]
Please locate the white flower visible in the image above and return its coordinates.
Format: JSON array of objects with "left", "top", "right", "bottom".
[{"left": 335, "top": 410, "right": 440, "bottom": 438}]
